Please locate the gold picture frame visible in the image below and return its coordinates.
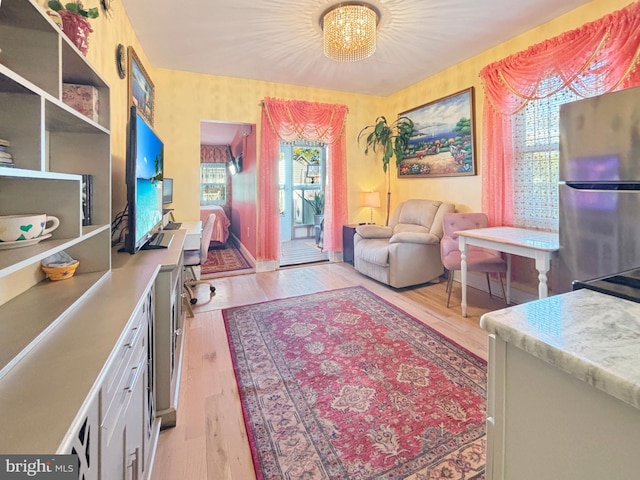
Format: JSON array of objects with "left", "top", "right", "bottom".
[{"left": 127, "top": 46, "right": 154, "bottom": 125}]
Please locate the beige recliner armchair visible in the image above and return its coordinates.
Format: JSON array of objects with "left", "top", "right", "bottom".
[{"left": 353, "top": 199, "right": 455, "bottom": 288}]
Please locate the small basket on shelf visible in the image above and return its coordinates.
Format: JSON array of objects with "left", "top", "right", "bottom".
[
  {"left": 42, "top": 260, "right": 79, "bottom": 281},
  {"left": 41, "top": 251, "right": 80, "bottom": 281}
]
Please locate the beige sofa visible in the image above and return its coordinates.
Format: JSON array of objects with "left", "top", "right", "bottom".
[{"left": 353, "top": 199, "right": 455, "bottom": 288}]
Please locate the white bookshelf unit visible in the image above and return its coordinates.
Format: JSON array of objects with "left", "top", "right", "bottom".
[
  {"left": 0, "top": 0, "right": 111, "bottom": 334},
  {"left": 0, "top": 2, "right": 166, "bottom": 479}
]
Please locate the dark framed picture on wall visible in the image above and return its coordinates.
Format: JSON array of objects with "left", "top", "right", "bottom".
[
  {"left": 127, "top": 46, "right": 154, "bottom": 125},
  {"left": 397, "top": 87, "right": 477, "bottom": 178}
]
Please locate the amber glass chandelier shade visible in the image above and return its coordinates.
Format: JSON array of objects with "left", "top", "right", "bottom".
[{"left": 322, "top": 3, "right": 379, "bottom": 62}]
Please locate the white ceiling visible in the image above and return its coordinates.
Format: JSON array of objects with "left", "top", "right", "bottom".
[
  {"left": 200, "top": 121, "right": 252, "bottom": 146},
  {"left": 121, "top": 0, "right": 590, "bottom": 144},
  {"left": 121, "top": 0, "right": 590, "bottom": 98}
]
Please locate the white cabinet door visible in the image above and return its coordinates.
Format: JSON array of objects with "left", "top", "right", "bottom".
[
  {"left": 101, "top": 353, "right": 147, "bottom": 480},
  {"left": 100, "top": 292, "right": 152, "bottom": 480},
  {"left": 124, "top": 360, "right": 146, "bottom": 480},
  {"left": 487, "top": 335, "right": 640, "bottom": 479},
  {"left": 65, "top": 393, "right": 100, "bottom": 480}
]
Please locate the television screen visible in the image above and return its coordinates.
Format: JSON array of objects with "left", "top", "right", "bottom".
[
  {"left": 163, "top": 177, "right": 173, "bottom": 204},
  {"left": 125, "top": 105, "right": 164, "bottom": 253}
]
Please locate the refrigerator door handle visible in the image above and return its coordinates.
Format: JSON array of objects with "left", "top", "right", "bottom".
[{"left": 564, "top": 181, "right": 640, "bottom": 191}]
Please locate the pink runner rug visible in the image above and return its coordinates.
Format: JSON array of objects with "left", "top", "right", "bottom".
[{"left": 223, "top": 286, "right": 486, "bottom": 479}]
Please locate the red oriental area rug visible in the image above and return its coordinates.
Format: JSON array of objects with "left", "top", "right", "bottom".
[
  {"left": 223, "top": 286, "right": 486, "bottom": 479},
  {"left": 201, "top": 244, "right": 252, "bottom": 275}
]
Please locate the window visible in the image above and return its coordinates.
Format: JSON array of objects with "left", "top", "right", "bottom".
[
  {"left": 200, "top": 163, "right": 227, "bottom": 205},
  {"left": 512, "top": 73, "right": 606, "bottom": 231}
]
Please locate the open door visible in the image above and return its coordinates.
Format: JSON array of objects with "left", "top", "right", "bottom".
[{"left": 278, "top": 143, "right": 328, "bottom": 266}]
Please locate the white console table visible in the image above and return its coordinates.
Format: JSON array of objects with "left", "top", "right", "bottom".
[{"left": 457, "top": 227, "right": 559, "bottom": 317}]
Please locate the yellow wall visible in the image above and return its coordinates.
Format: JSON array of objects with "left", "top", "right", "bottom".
[
  {"left": 151, "top": 70, "right": 387, "bottom": 225},
  {"left": 59, "top": 0, "right": 632, "bottom": 237}
]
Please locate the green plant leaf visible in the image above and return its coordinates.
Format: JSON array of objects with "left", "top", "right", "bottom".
[
  {"left": 85, "top": 7, "right": 99, "bottom": 18},
  {"left": 52, "top": 1, "right": 99, "bottom": 18},
  {"left": 48, "top": 0, "right": 64, "bottom": 11},
  {"left": 298, "top": 191, "right": 324, "bottom": 215},
  {"left": 65, "top": 2, "right": 80, "bottom": 13},
  {"left": 358, "top": 115, "right": 414, "bottom": 172}
]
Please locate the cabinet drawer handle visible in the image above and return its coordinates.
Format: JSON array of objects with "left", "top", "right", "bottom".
[
  {"left": 125, "top": 365, "right": 143, "bottom": 393},
  {"left": 174, "top": 328, "right": 182, "bottom": 337},
  {"left": 124, "top": 326, "right": 139, "bottom": 348},
  {"left": 129, "top": 447, "right": 140, "bottom": 480}
]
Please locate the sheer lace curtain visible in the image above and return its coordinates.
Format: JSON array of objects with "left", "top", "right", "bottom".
[
  {"left": 200, "top": 145, "right": 232, "bottom": 206},
  {"left": 259, "top": 98, "right": 349, "bottom": 261},
  {"left": 479, "top": 1, "right": 640, "bottom": 227}
]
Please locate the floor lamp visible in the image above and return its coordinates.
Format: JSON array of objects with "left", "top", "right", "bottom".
[{"left": 362, "top": 191, "right": 381, "bottom": 224}]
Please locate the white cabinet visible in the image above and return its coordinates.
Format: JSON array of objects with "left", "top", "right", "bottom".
[
  {"left": 63, "top": 392, "right": 100, "bottom": 480},
  {"left": 154, "top": 248, "right": 186, "bottom": 428},
  {"left": 486, "top": 333, "right": 640, "bottom": 479},
  {"left": 112, "top": 230, "right": 188, "bottom": 429},
  {"left": 101, "top": 289, "right": 155, "bottom": 480}
]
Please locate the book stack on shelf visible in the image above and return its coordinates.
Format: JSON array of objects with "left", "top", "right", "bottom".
[
  {"left": 82, "top": 174, "right": 93, "bottom": 226},
  {"left": 0, "top": 138, "right": 14, "bottom": 168}
]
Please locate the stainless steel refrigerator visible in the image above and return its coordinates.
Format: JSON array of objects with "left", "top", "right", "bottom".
[{"left": 557, "top": 85, "right": 640, "bottom": 292}]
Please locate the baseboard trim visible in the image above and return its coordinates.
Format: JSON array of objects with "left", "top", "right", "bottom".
[
  {"left": 256, "top": 259, "right": 279, "bottom": 272},
  {"left": 229, "top": 233, "right": 256, "bottom": 268}
]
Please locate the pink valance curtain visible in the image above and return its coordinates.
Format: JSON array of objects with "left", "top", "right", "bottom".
[
  {"left": 258, "top": 98, "right": 349, "bottom": 261},
  {"left": 479, "top": 1, "right": 640, "bottom": 226},
  {"left": 200, "top": 145, "right": 230, "bottom": 163}
]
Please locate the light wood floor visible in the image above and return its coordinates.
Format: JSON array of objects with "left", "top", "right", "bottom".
[
  {"left": 280, "top": 237, "right": 329, "bottom": 267},
  {"left": 150, "top": 262, "right": 507, "bottom": 480}
]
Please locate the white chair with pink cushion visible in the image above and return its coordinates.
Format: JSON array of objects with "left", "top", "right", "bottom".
[
  {"left": 183, "top": 213, "right": 216, "bottom": 317},
  {"left": 440, "top": 212, "right": 507, "bottom": 307}
]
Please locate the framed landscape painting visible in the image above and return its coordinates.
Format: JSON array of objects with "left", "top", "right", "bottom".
[
  {"left": 128, "top": 46, "right": 154, "bottom": 125},
  {"left": 398, "top": 87, "right": 477, "bottom": 177}
]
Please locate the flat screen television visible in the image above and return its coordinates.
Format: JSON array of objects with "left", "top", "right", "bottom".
[
  {"left": 162, "top": 177, "right": 173, "bottom": 204},
  {"left": 124, "top": 105, "right": 164, "bottom": 254},
  {"left": 228, "top": 155, "right": 242, "bottom": 175}
]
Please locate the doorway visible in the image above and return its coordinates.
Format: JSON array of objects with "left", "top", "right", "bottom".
[
  {"left": 198, "top": 120, "right": 257, "bottom": 274},
  {"left": 279, "top": 142, "right": 329, "bottom": 266}
]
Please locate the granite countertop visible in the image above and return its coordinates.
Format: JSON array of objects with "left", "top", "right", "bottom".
[{"left": 480, "top": 289, "right": 640, "bottom": 410}]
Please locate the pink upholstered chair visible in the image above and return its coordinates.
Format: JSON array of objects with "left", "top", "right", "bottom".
[{"left": 440, "top": 213, "right": 507, "bottom": 307}]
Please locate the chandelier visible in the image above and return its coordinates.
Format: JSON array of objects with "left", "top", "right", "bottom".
[{"left": 321, "top": 2, "right": 380, "bottom": 62}]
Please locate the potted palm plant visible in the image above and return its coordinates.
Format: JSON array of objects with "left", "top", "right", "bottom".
[
  {"left": 304, "top": 191, "right": 324, "bottom": 224},
  {"left": 358, "top": 116, "right": 414, "bottom": 225},
  {"left": 300, "top": 191, "right": 324, "bottom": 246}
]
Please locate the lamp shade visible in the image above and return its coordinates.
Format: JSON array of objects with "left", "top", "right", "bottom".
[
  {"left": 362, "top": 191, "right": 381, "bottom": 208},
  {"left": 322, "top": 3, "right": 379, "bottom": 62}
]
